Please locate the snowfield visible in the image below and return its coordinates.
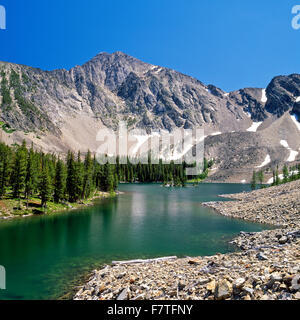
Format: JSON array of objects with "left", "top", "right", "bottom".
[
  {"left": 261, "top": 89, "right": 268, "bottom": 103},
  {"left": 280, "top": 140, "right": 289, "bottom": 148},
  {"left": 287, "top": 150, "right": 299, "bottom": 162},
  {"left": 256, "top": 154, "right": 271, "bottom": 168},
  {"left": 280, "top": 140, "right": 299, "bottom": 162},
  {"left": 247, "top": 122, "right": 262, "bottom": 132},
  {"left": 291, "top": 114, "right": 300, "bottom": 131}
]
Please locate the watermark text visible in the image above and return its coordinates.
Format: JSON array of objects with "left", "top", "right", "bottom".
[
  {"left": 95, "top": 122, "right": 204, "bottom": 176},
  {"left": 292, "top": 5, "right": 300, "bottom": 30},
  {"left": 0, "top": 265, "right": 5, "bottom": 290},
  {"left": 0, "top": 5, "right": 6, "bottom": 30}
]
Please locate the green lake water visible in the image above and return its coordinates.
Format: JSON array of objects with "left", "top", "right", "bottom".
[{"left": 0, "top": 183, "right": 270, "bottom": 300}]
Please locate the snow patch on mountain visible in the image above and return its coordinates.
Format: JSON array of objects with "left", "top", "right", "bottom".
[
  {"left": 256, "top": 154, "right": 271, "bottom": 168},
  {"left": 280, "top": 140, "right": 289, "bottom": 148},
  {"left": 261, "top": 89, "right": 268, "bottom": 103},
  {"left": 247, "top": 122, "right": 262, "bottom": 132},
  {"left": 288, "top": 150, "right": 298, "bottom": 162},
  {"left": 280, "top": 140, "right": 299, "bottom": 162},
  {"left": 291, "top": 114, "right": 300, "bottom": 131}
]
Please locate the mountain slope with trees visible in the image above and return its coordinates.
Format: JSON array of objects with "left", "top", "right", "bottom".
[{"left": 1, "top": 52, "right": 300, "bottom": 183}]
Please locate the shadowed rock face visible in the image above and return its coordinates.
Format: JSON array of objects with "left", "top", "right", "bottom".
[
  {"left": 265, "top": 74, "right": 300, "bottom": 117},
  {"left": 229, "top": 88, "right": 268, "bottom": 122},
  {"left": 293, "top": 102, "right": 300, "bottom": 119},
  {"left": 0, "top": 52, "right": 300, "bottom": 182}
]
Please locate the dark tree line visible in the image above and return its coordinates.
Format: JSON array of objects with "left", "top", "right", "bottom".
[
  {"left": 116, "top": 156, "right": 187, "bottom": 186},
  {"left": 115, "top": 156, "right": 213, "bottom": 186},
  {"left": 0, "top": 141, "right": 212, "bottom": 209},
  {"left": 0, "top": 141, "right": 118, "bottom": 209}
]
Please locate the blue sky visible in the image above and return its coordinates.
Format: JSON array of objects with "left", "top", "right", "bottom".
[{"left": 0, "top": 0, "right": 299, "bottom": 91}]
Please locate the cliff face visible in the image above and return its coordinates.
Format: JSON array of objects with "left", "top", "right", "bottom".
[
  {"left": 0, "top": 52, "right": 300, "bottom": 182},
  {"left": 265, "top": 74, "right": 300, "bottom": 117}
]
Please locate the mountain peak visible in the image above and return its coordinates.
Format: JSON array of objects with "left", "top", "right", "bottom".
[
  {"left": 112, "top": 51, "right": 129, "bottom": 56},
  {"left": 90, "top": 51, "right": 139, "bottom": 62}
]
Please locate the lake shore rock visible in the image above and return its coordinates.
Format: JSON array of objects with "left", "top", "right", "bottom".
[{"left": 74, "top": 180, "right": 300, "bottom": 300}]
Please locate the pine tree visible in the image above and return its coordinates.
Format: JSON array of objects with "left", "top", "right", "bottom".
[
  {"left": 251, "top": 171, "right": 257, "bottom": 190},
  {"left": 75, "top": 152, "right": 84, "bottom": 201},
  {"left": 82, "top": 150, "right": 94, "bottom": 199},
  {"left": 0, "top": 143, "right": 11, "bottom": 198},
  {"left": 106, "top": 164, "right": 116, "bottom": 193},
  {"left": 25, "top": 145, "right": 37, "bottom": 208},
  {"left": 258, "top": 170, "right": 264, "bottom": 188},
  {"left": 275, "top": 166, "right": 280, "bottom": 185},
  {"left": 39, "top": 162, "right": 52, "bottom": 210},
  {"left": 54, "top": 159, "right": 66, "bottom": 203},
  {"left": 66, "top": 151, "right": 77, "bottom": 202},
  {"left": 283, "top": 165, "right": 289, "bottom": 183},
  {"left": 66, "top": 151, "right": 84, "bottom": 202},
  {"left": 203, "top": 158, "right": 208, "bottom": 171},
  {"left": 12, "top": 141, "right": 27, "bottom": 208},
  {"left": 272, "top": 170, "right": 276, "bottom": 186}
]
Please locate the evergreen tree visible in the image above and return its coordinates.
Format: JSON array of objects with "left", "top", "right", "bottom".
[
  {"left": 66, "top": 152, "right": 77, "bottom": 202},
  {"left": 105, "top": 164, "right": 116, "bottom": 193},
  {"left": 203, "top": 158, "right": 208, "bottom": 171},
  {"left": 251, "top": 171, "right": 257, "bottom": 190},
  {"left": 54, "top": 159, "right": 66, "bottom": 203},
  {"left": 12, "top": 141, "right": 27, "bottom": 207},
  {"left": 257, "top": 170, "right": 264, "bottom": 188},
  {"left": 82, "top": 151, "right": 94, "bottom": 199},
  {"left": 25, "top": 145, "right": 37, "bottom": 208},
  {"left": 283, "top": 164, "right": 289, "bottom": 183},
  {"left": 39, "top": 162, "right": 52, "bottom": 210},
  {"left": 275, "top": 167, "right": 280, "bottom": 185},
  {"left": 75, "top": 151, "right": 84, "bottom": 200},
  {"left": 0, "top": 143, "right": 11, "bottom": 198}
]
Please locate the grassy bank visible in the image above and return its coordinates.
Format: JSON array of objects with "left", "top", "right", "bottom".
[{"left": 0, "top": 191, "right": 115, "bottom": 220}]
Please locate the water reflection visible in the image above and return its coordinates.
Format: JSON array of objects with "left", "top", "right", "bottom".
[{"left": 0, "top": 183, "right": 271, "bottom": 300}]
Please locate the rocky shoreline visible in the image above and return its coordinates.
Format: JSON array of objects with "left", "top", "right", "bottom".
[{"left": 73, "top": 181, "right": 300, "bottom": 300}]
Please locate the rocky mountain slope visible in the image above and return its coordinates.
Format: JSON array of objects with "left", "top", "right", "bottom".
[{"left": 0, "top": 52, "right": 300, "bottom": 182}]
